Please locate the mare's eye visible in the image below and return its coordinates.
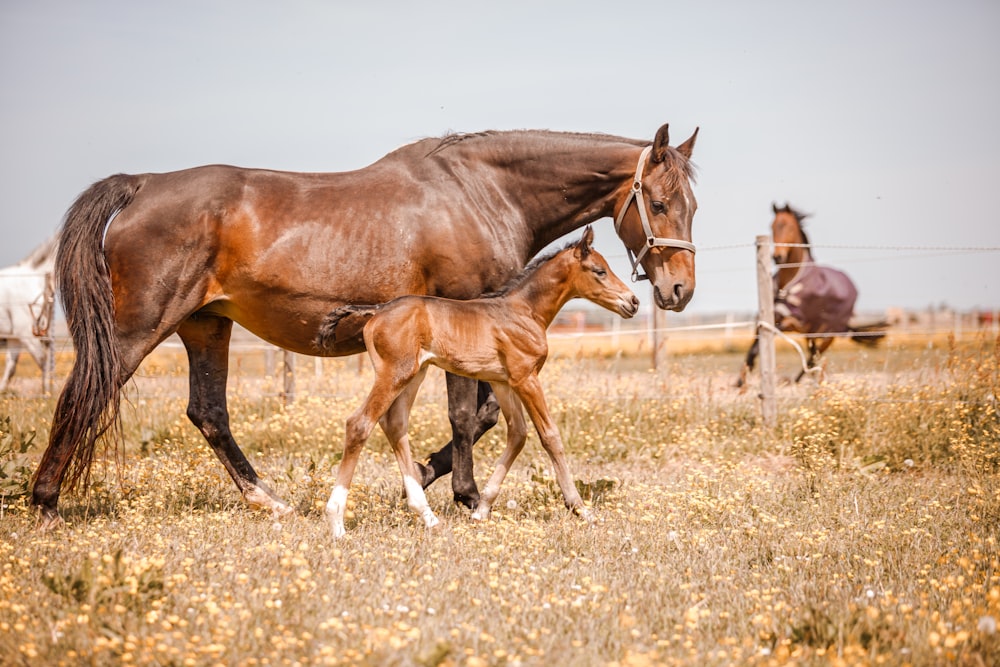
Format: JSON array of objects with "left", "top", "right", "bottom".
[
  {"left": 593, "top": 268, "right": 607, "bottom": 278},
  {"left": 650, "top": 200, "right": 666, "bottom": 214}
]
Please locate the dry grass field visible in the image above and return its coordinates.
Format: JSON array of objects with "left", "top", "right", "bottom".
[{"left": 0, "top": 330, "right": 998, "bottom": 666}]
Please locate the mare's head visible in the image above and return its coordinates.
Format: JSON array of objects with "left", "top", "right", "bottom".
[
  {"left": 615, "top": 124, "right": 699, "bottom": 312},
  {"left": 568, "top": 226, "right": 639, "bottom": 318},
  {"left": 770, "top": 202, "right": 811, "bottom": 265}
]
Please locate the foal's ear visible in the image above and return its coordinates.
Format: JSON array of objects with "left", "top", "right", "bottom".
[
  {"left": 772, "top": 202, "right": 780, "bottom": 214},
  {"left": 651, "top": 123, "right": 670, "bottom": 163},
  {"left": 578, "top": 225, "right": 595, "bottom": 257}
]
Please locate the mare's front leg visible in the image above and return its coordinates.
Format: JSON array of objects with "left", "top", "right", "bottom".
[
  {"left": 177, "top": 315, "right": 291, "bottom": 517},
  {"left": 417, "top": 374, "right": 499, "bottom": 509},
  {"left": 471, "top": 383, "right": 528, "bottom": 521},
  {"left": 512, "top": 374, "right": 591, "bottom": 522}
]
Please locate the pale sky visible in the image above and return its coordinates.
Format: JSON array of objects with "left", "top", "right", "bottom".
[{"left": 2, "top": 0, "right": 998, "bottom": 314}]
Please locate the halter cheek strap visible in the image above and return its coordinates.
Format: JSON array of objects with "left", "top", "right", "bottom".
[{"left": 613, "top": 145, "right": 696, "bottom": 282}]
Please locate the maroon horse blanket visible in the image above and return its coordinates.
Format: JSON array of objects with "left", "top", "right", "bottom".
[{"left": 774, "top": 263, "right": 857, "bottom": 333}]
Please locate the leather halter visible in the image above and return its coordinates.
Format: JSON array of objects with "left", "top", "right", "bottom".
[{"left": 613, "top": 146, "right": 696, "bottom": 282}]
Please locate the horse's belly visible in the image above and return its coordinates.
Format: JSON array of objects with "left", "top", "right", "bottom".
[{"left": 421, "top": 349, "right": 508, "bottom": 383}]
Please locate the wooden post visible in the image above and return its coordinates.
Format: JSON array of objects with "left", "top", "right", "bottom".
[
  {"left": 281, "top": 349, "right": 296, "bottom": 404},
  {"left": 755, "top": 235, "right": 777, "bottom": 427},
  {"left": 652, "top": 285, "right": 669, "bottom": 373}
]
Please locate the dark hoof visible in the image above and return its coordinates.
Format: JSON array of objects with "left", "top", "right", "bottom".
[{"left": 453, "top": 492, "right": 479, "bottom": 511}]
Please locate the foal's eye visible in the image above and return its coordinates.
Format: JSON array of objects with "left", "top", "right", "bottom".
[
  {"left": 593, "top": 268, "right": 607, "bottom": 278},
  {"left": 650, "top": 200, "right": 666, "bottom": 214}
]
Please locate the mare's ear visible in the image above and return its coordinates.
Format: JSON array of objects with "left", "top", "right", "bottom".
[
  {"left": 578, "top": 225, "right": 594, "bottom": 258},
  {"left": 772, "top": 202, "right": 780, "bottom": 214},
  {"left": 651, "top": 124, "right": 670, "bottom": 163},
  {"left": 676, "top": 127, "right": 699, "bottom": 160}
]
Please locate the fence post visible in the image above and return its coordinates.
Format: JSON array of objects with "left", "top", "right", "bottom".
[
  {"left": 281, "top": 349, "right": 296, "bottom": 404},
  {"left": 755, "top": 235, "right": 777, "bottom": 427}
]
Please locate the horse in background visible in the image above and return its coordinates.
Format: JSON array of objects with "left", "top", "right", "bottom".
[
  {"left": 737, "top": 203, "right": 886, "bottom": 387},
  {"left": 316, "top": 227, "right": 638, "bottom": 537},
  {"left": 0, "top": 236, "right": 58, "bottom": 393}
]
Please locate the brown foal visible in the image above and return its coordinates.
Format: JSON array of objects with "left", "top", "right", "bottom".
[{"left": 315, "top": 227, "right": 639, "bottom": 537}]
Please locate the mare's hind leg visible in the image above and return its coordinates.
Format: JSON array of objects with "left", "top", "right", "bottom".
[
  {"left": 417, "top": 375, "right": 499, "bottom": 509},
  {"left": 176, "top": 314, "right": 291, "bottom": 517}
]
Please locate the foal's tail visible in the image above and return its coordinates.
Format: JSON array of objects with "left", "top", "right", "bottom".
[
  {"left": 315, "top": 304, "right": 381, "bottom": 352},
  {"left": 847, "top": 319, "right": 889, "bottom": 348},
  {"left": 35, "top": 174, "right": 144, "bottom": 494}
]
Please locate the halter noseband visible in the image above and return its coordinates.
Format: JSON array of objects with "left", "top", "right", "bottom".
[{"left": 613, "top": 145, "right": 696, "bottom": 282}]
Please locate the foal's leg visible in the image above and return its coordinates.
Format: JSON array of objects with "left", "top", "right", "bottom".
[
  {"left": 177, "top": 315, "right": 291, "bottom": 516},
  {"left": 327, "top": 360, "right": 418, "bottom": 538},
  {"left": 512, "top": 374, "right": 591, "bottom": 522},
  {"left": 471, "top": 382, "right": 528, "bottom": 521},
  {"left": 417, "top": 375, "right": 500, "bottom": 509},
  {"left": 379, "top": 369, "right": 439, "bottom": 530}
]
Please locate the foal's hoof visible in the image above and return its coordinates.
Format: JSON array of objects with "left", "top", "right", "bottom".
[{"left": 575, "top": 507, "right": 597, "bottom": 524}]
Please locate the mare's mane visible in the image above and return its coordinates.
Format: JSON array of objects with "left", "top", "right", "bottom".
[{"left": 419, "top": 129, "right": 697, "bottom": 187}]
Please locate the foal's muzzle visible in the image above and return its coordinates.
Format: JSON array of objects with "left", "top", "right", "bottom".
[{"left": 619, "top": 294, "right": 640, "bottom": 318}]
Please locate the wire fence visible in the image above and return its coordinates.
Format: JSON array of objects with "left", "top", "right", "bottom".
[{"left": 1, "top": 240, "right": 997, "bottom": 413}]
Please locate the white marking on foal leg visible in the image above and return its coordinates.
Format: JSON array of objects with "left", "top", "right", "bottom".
[
  {"left": 403, "top": 475, "right": 439, "bottom": 529},
  {"left": 325, "top": 485, "right": 349, "bottom": 539},
  {"left": 471, "top": 482, "right": 500, "bottom": 521}
]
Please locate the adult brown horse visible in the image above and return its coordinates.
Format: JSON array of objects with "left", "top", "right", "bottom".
[
  {"left": 737, "top": 203, "right": 886, "bottom": 387},
  {"left": 316, "top": 227, "right": 638, "bottom": 537},
  {"left": 32, "top": 124, "right": 699, "bottom": 527}
]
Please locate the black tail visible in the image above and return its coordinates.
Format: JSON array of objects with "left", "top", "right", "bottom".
[
  {"left": 315, "top": 304, "right": 381, "bottom": 352},
  {"left": 34, "top": 174, "right": 143, "bottom": 496},
  {"left": 848, "top": 320, "right": 889, "bottom": 347}
]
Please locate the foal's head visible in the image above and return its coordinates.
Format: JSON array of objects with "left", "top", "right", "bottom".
[
  {"left": 567, "top": 226, "right": 640, "bottom": 318},
  {"left": 770, "top": 202, "right": 811, "bottom": 266}
]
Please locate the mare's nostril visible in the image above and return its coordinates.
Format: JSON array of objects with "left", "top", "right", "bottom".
[{"left": 673, "top": 283, "right": 683, "bottom": 300}]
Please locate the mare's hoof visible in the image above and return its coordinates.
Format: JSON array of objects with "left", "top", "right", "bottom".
[
  {"left": 453, "top": 492, "right": 479, "bottom": 511},
  {"left": 575, "top": 507, "right": 597, "bottom": 524},
  {"left": 36, "top": 508, "right": 65, "bottom": 532}
]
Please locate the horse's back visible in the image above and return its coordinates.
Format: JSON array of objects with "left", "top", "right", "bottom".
[{"left": 778, "top": 264, "right": 858, "bottom": 332}]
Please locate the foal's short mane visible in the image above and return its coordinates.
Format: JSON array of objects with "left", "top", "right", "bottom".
[{"left": 479, "top": 242, "right": 574, "bottom": 299}]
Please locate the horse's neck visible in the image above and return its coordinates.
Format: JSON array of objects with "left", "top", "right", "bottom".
[
  {"left": 505, "top": 259, "right": 575, "bottom": 328},
  {"left": 776, "top": 245, "right": 812, "bottom": 289},
  {"left": 459, "top": 136, "right": 640, "bottom": 256}
]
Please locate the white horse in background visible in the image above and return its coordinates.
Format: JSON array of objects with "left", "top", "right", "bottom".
[{"left": 0, "top": 235, "right": 58, "bottom": 392}]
